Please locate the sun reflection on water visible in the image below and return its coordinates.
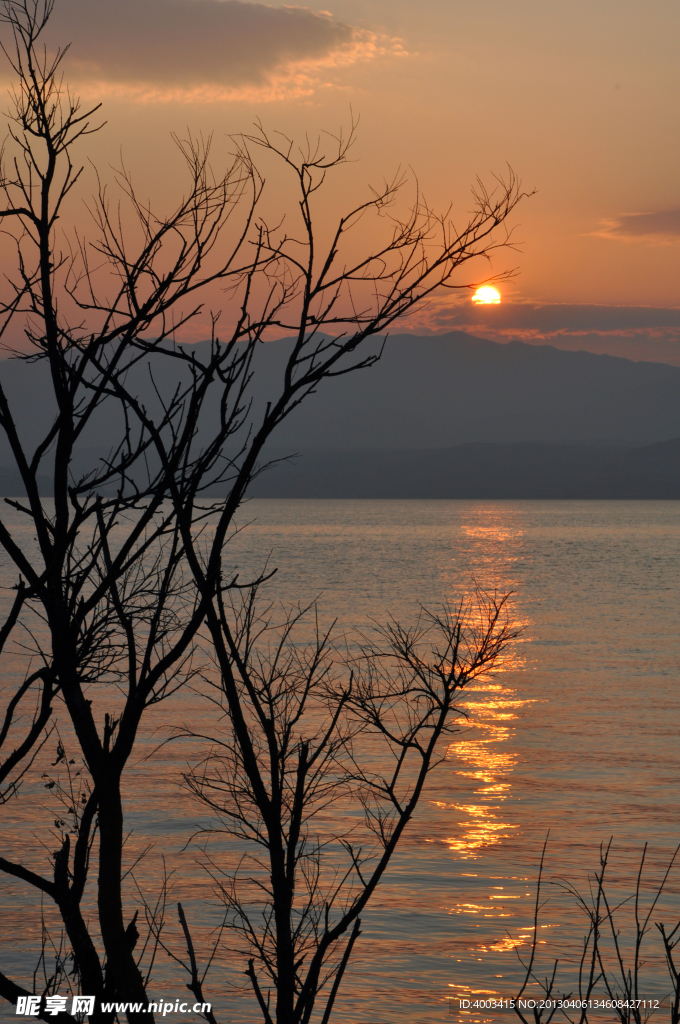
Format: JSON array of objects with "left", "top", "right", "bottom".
[
  {"left": 438, "top": 575, "right": 536, "bottom": 1020},
  {"left": 440, "top": 678, "right": 534, "bottom": 859}
]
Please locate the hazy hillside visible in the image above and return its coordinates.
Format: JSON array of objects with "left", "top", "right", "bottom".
[
  {"left": 246, "top": 439, "right": 680, "bottom": 499},
  {"left": 257, "top": 333, "right": 680, "bottom": 449},
  {"left": 2, "top": 333, "right": 680, "bottom": 484}
]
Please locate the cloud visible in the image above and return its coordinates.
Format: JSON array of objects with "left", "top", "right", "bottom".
[
  {"left": 402, "top": 298, "right": 680, "bottom": 365},
  {"left": 592, "top": 209, "right": 680, "bottom": 244},
  {"left": 425, "top": 301, "right": 680, "bottom": 333},
  {"left": 39, "top": 0, "right": 387, "bottom": 101}
]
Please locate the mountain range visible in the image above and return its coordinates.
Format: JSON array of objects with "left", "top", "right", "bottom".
[{"left": 2, "top": 332, "right": 680, "bottom": 497}]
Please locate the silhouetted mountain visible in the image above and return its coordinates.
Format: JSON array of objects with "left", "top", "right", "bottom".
[
  {"left": 246, "top": 439, "right": 680, "bottom": 499},
  {"left": 257, "top": 333, "right": 680, "bottom": 449},
  {"left": 3, "top": 333, "right": 680, "bottom": 494},
  {"left": 2, "top": 440, "right": 678, "bottom": 498},
  {"left": 0, "top": 468, "right": 51, "bottom": 496}
]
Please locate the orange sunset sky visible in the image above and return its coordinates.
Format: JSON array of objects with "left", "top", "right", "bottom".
[{"left": 1, "top": 0, "right": 679, "bottom": 361}]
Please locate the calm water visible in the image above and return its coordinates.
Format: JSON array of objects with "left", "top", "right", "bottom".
[{"left": 2, "top": 499, "right": 680, "bottom": 1023}]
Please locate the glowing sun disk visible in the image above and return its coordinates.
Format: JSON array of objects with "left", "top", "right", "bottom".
[{"left": 472, "top": 286, "right": 501, "bottom": 304}]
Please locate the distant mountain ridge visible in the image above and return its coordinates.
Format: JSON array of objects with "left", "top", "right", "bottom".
[
  {"left": 247, "top": 439, "right": 680, "bottom": 499},
  {"left": 3, "top": 440, "right": 679, "bottom": 499},
  {"left": 2, "top": 334, "right": 680, "bottom": 497},
  {"left": 257, "top": 332, "right": 680, "bottom": 449}
]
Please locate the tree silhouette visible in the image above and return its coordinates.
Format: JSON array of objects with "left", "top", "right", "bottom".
[{"left": 0, "top": 1, "right": 526, "bottom": 1021}]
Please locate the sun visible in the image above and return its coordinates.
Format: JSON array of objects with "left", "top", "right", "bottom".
[{"left": 472, "top": 286, "right": 501, "bottom": 305}]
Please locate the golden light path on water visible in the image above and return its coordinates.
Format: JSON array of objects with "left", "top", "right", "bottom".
[
  {"left": 442, "top": 516, "right": 530, "bottom": 860},
  {"left": 444, "top": 683, "right": 529, "bottom": 857},
  {"left": 441, "top": 670, "right": 545, "bottom": 1020},
  {"left": 433, "top": 516, "right": 542, "bottom": 1021}
]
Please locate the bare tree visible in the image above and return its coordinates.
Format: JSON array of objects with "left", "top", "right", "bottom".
[
  {"left": 172, "top": 588, "right": 518, "bottom": 1024},
  {"left": 0, "top": 584, "right": 54, "bottom": 804},
  {"left": 513, "top": 841, "right": 680, "bottom": 1024},
  {"left": 0, "top": 0, "right": 528, "bottom": 1021}
]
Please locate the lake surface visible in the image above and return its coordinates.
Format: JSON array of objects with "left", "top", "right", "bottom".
[{"left": 2, "top": 499, "right": 680, "bottom": 1023}]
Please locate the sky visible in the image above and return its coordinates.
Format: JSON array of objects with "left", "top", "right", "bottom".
[{"left": 3, "top": 0, "right": 680, "bottom": 362}]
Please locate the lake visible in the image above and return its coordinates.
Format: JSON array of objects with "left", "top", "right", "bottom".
[{"left": 2, "top": 499, "right": 679, "bottom": 1023}]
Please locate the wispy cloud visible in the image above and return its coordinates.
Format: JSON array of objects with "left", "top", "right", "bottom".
[
  {"left": 35, "top": 0, "right": 400, "bottom": 102},
  {"left": 592, "top": 209, "right": 680, "bottom": 244},
  {"left": 403, "top": 298, "right": 680, "bottom": 365},
  {"left": 421, "top": 300, "right": 680, "bottom": 333}
]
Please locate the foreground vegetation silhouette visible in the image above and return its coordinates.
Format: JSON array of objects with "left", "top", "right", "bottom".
[
  {"left": 513, "top": 841, "right": 680, "bottom": 1024},
  {"left": 0, "top": 1, "right": 524, "bottom": 1021}
]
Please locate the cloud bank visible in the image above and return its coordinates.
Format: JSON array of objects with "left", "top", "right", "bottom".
[
  {"left": 407, "top": 299, "right": 680, "bottom": 366},
  {"left": 593, "top": 209, "right": 680, "bottom": 244},
  {"left": 41, "top": 0, "right": 384, "bottom": 101}
]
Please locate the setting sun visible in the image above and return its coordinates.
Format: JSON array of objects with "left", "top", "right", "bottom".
[{"left": 472, "top": 286, "right": 501, "bottom": 304}]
